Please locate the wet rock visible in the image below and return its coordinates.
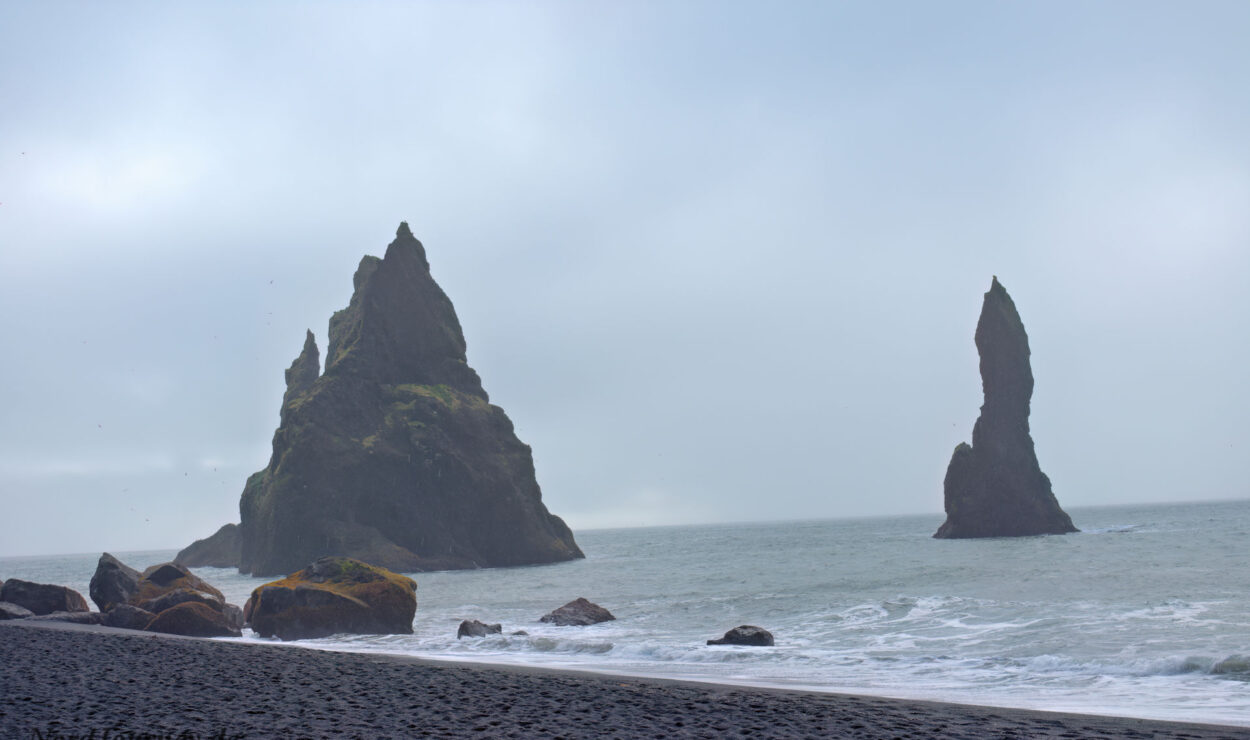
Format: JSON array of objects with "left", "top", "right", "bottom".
[
  {"left": 101, "top": 604, "right": 157, "bottom": 631},
  {"left": 707, "top": 625, "right": 774, "bottom": 646},
  {"left": 145, "top": 602, "right": 241, "bottom": 638},
  {"left": 935, "top": 277, "right": 1078, "bottom": 539},
  {"left": 457, "top": 619, "right": 502, "bottom": 639},
  {"left": 218, "top": 223, "right": 582, "bottom": 576},
  {"left": 175, "top": 523, "right": 242, "bottom": 569},
  {"left": 222, "top": 602, "right": 244, "bottom": 631},
  {"left": 0, "top": 579, "right": 89, "bottom": 616},
  {"left": 0, "top": 601, "right": 35, "bottom": 620},
  {"left": 539, "top": 598, "right": 615, "bottom": 626},
  {"left": 244, "top": 557, "right": 417, "bottom": 640}
]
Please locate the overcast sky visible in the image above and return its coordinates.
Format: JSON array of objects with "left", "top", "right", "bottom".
[{"left": 2, "top": 2, "right": 1248, "bottom": 557}]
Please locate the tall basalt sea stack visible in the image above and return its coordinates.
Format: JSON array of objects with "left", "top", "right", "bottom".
[
  {"left": 217, "top": 223, "right": 582, "bottom": 576},
  {"left": 935, "top": 277, "right": 1077, "bottom": 539}
]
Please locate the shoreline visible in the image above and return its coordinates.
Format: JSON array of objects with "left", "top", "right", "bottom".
[{"left": 3, "top": 621, "right": 1247, "bottom": 739}]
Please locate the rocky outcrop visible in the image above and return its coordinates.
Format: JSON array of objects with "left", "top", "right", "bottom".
[
  {"left": 224, "top": 222, "right": 582, "bottom": 576},
  {"left": 145, "top": 602, "right": 241, "bottom": 637},
  {"left": 0, "top": 579, "right": 89, "bottom": 616},
  {"left": 0, "top": 602, "right": 35, "bottom": 620},
  {"left": 539, "top": 598, "right": 615, "bottom": 626},
  {"left": 935, "top": 277, "right": 1078, "bottom": 539},
  {"left": 283, "top": 330, "right": 320, "bottom": 411},
  {"left": 244, "top": 557, "right": 417, "bottom": 640},
  {"left": 175, "top": 523, "right": 242, "bottom": 569},
  {"left": 707, "top": 625, "right": 774, "bottom": 646},
  {"left": 87, "top": 554, "right": 242, "bottom": 634},
  {"left": 457, "top": 619, "right": 502, "bottom": 639}
]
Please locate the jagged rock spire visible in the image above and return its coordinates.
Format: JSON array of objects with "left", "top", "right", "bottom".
[
  {"left": 282, "top": 330, "right": 320, "bottom": 409},
  {"left": 935, "top": 278, "right": 1077, "bottom": 539},
  {"left": 231, "top": 223, "right": 583, "bottom": 576},
  {"left": 324, "top": 222, "right": 482, "bottom": 396}
]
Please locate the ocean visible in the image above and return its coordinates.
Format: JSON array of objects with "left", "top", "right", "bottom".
[{"left": 3, "top": 500, "right": 1247, "bottom": 728}]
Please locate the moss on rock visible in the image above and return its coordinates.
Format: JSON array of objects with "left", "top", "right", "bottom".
[{"left": 245, "top": 557, "right": 417, "bottom": 641}]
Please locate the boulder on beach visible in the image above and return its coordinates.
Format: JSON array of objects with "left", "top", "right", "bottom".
[
  {"left": 245, "top": 556, "right": 417, "bottom": 641},
  {"left": 457, "top": 619, "right": 502, "bottom": 639},
  {"left": 175, "top": 523, "right": 242, "bottom": 569},
  {"left": 145, "top": 601, "right": 241, "bottom": 638},
  {"left": 132, "top": 562, "right": 225, "bottom": 608},
  {"left": 539, "top": 598, "right": 615, "bottom": 626},
  {"left": 28, "top": 611, "right": 103, "bottom": 625},
  {"left": 88, "top": 553, "right": 142, "bottom": 611},
  {"left": 88, "top": 553, "right": 242, "bottom": 633},
  {"left": 934, "top": 277, "right": 1078, "bottom": 539},
  {"left": 0, "top": 601, "right": 35, "bottom": 620},
  {"left": 193, "top": 223, "right": 583, "bottom": 577},
  {"left": 102, "top": 604, "right": 157, "bottom": 631},
  {"left": 0, "top": 579, "right": 89, "bottom": 616},
  {"left": 707, "top": 625, "right": 774, "bottom": 646}
]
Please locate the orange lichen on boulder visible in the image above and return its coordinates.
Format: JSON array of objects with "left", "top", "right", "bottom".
[
  {"left": 132, "top": 563, "right": 225, "bottom": 610},
  {"left": 144, "top": 601, "right": 241, "bottom": 638},
  {"left": 244, "top": 557, "right": 417, "bottom": 640}
]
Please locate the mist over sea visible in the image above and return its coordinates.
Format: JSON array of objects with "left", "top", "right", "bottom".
[{"left": 4, "top": 500, "right": 1247, "bottom": 727}]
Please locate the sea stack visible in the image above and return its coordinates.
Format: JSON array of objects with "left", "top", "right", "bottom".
[
  {"left": 206, "top": 223, "right": 583, "bottom": 576},
  {"left": 934, "top": 277, "right": 1077, "bottom": 539}
]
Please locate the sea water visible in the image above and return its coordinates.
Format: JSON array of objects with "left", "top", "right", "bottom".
[{"left": 3, "top": 500, "right": 1248, "bottom": 727}]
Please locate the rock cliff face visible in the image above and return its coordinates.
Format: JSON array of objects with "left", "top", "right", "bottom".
[
  {"left": 175, "top": 523, "right": 242, "bottom": 568},
  {"left": 234, "top": 223, "right": 583, "bottom": 576},
  {"left": 935, "top": 277, "right": 1077, "bottom": 539}
]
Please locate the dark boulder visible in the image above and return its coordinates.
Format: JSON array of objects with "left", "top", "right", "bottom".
[
  {"left": 145, "top": 602, "right": 241, "bottom": 638},
  {"left": 132, "top": 562, "right": 225, "bottom": 607},
  {"left": 101, "top": 604, "right": 157, "bottom": 631},
  {"left": 89, "top": 553, "right": 142, "bottom": 611},
  {"left": 222, "top": 602, "right": 244, "bottom": 631},
  {"left": 218, "top": 223, "right": 582, "bottom": 577},
  {"left": 175, "top": 523, "right": 242, "bottom": 569},
  {"left": 707, "top": 625, "right": 774, "bottom": 646},
  {"left": 539, "top": 598, "right": 615, "bottom": 626},
  {"left": 935, "top": 277, "right": 1078, "bottom": 539},
  {"left": 457, "top": 619, "right": 502, "bottom": 639},
  {"left": 0, "top": 579, "right": 89, "bottom": 616},
  {"left": 245, "top": 557, "right": 417, "bottom": 640},
  {"left": 0, "top": 601, "right": 35, "bottom": 620},
  {"left": 89, "top": 554, "right": 242, "bottom": 630},
  {"left": 28, "top": 611, "right": 103, "bottom": 625}
]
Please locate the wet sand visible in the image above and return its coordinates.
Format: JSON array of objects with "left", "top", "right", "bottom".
[{"left": 2, "top": 621, "right": 1246, "bottom": 739}]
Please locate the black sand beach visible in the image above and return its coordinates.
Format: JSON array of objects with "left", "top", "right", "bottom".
[{"left": 2, "top": 621, "right": 1245, "bottom": 739}]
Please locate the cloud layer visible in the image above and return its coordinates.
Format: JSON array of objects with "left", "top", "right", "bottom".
[{"left": 1, "top": 2, "right": 1248, "bottom": 556}]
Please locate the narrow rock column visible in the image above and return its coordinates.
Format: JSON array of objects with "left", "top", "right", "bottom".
[{"left": 935, "top": 277, "right": 1077, "bottom": 538}]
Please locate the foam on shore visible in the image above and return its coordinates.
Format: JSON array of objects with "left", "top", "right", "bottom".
[{"left": 2, "top": 621, "right": 1245, "bottom": 739}]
